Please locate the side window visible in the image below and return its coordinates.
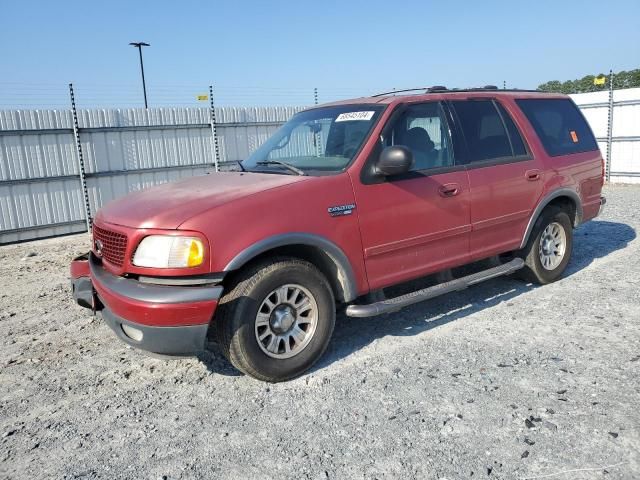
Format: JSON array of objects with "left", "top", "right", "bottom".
[
  {"left": 384, "top": 102, "right": 454, "bottom": 171},
  {"left": 451, "top": 100, "right": 514, "bottom": 162},
  {"left": 495, "top": 102, "right": 527, "bottom": 156},
  {"left": 515, "top": 98, "right": 598, "bottom": 156}
]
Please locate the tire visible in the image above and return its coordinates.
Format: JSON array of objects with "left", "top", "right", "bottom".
[
  {"left": 215, "top": 257, "right": 335, "bottom": 382},
  {"left": 518, "top": 206, "right": 573, "bottom": 284}
]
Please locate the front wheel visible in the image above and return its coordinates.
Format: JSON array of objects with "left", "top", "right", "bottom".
[
  {"left": 518, "top": 206, "right": 573, "bottom": 284},
  {"left": 215, "top": 257, "right": 335, "bottom": 382}
]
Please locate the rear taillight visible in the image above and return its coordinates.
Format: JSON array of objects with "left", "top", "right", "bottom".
[{"left": 601, "top": 158, "right": 605, "bottom": 186}]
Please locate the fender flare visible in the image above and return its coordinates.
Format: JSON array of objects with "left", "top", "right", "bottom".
[
  {"left": 223, "top": 233, "right": 359, "bottom": 302},
  {"left": 519, "top": 188, "right": 583, "bottom": 249}
]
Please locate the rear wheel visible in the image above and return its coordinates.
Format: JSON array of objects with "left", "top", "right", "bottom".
[
  {"left": 215, "top": 257, "right": 335, "bottom": 382},
  {"left": 518, "top": 206, "right": 573, "bottom": 284}
]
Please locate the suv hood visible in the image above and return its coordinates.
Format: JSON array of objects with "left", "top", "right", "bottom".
[{"left": 95, "top": 172, "right": 309, "bottom": 229}]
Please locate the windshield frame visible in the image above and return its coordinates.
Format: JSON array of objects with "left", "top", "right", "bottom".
[{"left": 242, "top": 103, "right": 388, "bottom": 176}]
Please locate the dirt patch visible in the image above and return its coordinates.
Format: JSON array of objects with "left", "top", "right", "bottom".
[{"left": 1, "top": 185, "right": 639, "bottom": 479}]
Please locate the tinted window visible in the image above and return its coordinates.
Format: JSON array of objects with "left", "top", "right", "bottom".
[
  {"left": 516, "top": 98, "right": 598, "bottom": 156},
  {"left": 496, "top": 102, "right": 527, "bottom": 156},
  {"left": 385, "top": 102, "right": 454, "bottom": 171},
  {"left": 452, "top": 100, "right": 513, "bottom": 162}
]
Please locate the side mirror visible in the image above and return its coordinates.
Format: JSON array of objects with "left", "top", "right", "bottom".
[{"left": 375, "top": 146, "right": 414, "bottom": 176}]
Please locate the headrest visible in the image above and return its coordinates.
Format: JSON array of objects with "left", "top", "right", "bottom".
[{"left": 402, "top": 127, "right": 434, "bottom": 151}]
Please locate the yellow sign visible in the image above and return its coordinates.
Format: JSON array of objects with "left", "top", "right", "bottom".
[
  {"left": 593, "top": 76, "right": 606, "bottom": 86},
  {"left": 196, "top": 95, "right": 209, "bottom": 101}
]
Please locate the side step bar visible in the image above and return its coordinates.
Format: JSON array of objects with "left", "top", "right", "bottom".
[{"left": 345, "top": 258, "right": 525, "bottom": 318}]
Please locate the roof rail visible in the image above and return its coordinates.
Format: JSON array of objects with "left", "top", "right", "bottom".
[
  {"left": 371, "top": 85, "right": 542, "bottom": 98},
  {"left": 371, "top": 87, "right": 433, "bottom": 97}
]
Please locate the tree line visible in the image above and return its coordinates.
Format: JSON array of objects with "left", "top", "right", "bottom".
[{"left": 537, "top": 68, "right": 640, "bottom": 94}]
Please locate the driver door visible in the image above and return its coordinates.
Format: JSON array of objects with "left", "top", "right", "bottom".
[{"left": 351, "top": 101, "right": 471, "bottom": 290}]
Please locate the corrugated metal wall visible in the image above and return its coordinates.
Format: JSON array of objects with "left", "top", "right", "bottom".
[
  {"left": 1, "top": 91, "right": 639, "bottom": 244},
  {"left": 570, "top": 87, "right": 640, "bottom": 183},
  {"left": 0, "top": 106, "right": 304, "bottom": 243}
]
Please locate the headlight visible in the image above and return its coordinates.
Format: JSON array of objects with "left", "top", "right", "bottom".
[{"left": 132, "top": 236, "right": 204, "bottom": 268}]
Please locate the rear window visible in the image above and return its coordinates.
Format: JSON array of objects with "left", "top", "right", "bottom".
[{"left": 516, "top": 98, "right": 598, "bottom": 157}]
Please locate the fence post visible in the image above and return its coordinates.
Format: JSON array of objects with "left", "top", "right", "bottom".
[
  {"left": 605, "top": 69, "right": 614, "bottom": 182},
  {"left": 69, "top": 83, "right": 92, "bottom": 231},
  {"left": 208, "top": 85, "right": 220, "bottom": 172},
  {"left": 313, "top": 87, "right": 322, "bottom": 157}
]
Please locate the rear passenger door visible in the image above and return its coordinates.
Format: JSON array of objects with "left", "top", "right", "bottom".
[{"left": 449, "top": 99, "right": 544, "bottom": 260}]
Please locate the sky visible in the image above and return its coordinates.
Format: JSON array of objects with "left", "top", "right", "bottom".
[{"left": 0, "top": 0, "right": 638, "bottom": 108}]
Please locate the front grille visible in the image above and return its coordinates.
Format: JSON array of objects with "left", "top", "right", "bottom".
[{"left": 92, "top": 225, "right": 128, "bottom": 267}]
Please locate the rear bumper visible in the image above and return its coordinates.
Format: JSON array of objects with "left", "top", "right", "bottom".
[
  {"left": 581, "top": 195, "right": 607, "bottom": 224},
  {"left": 598, "top": 195, "right": 606, "bottom": 216},
  {"left": 70, "top": 252, "right": 222, "bottom": 355}
]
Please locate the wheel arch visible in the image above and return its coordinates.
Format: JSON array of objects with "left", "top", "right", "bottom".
[
  {"left": 520, "top": 188, "right": 583, "bottom": 249},
  {"left": 223, "top": 233, "right": 358, "bottom": 303}
]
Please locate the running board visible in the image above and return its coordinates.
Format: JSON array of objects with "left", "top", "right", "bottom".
[{"left": 345, "top": 258, "right": 525, "bottom": 318}]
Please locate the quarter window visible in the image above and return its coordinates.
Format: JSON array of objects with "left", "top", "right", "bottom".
[{"left": 516, "top": 98, "right": 598, "bottom": 156}]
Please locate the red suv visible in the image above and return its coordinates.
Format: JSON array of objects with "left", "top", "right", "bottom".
[{"left": 71, "top": 87, "right": 605, "bottom": 381}]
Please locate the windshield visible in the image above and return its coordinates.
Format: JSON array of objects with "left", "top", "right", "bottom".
[{"left": 243, "top": 105, "right": 385, "bottom": 174}]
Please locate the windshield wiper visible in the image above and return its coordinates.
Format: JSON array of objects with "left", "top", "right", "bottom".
[
  {"left": 256, "top": 160, "right": 306, "bottom": 176},
  {"left": 235, "top": 160, "right": 246, "bottom": 172}
]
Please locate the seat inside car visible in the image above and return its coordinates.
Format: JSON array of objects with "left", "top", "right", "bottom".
[{"left": 399, "top": 127, "right": 437, "bottom": 170}]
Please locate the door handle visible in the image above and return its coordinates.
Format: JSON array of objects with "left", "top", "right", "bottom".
[
  {"left": 438, "top": 183, "right": 460, "bottom": 197},
  {"left": 526, "top": 169, "right": 541, "bottom": 181}
]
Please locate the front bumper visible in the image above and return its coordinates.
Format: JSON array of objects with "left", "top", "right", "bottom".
[
  {"left": 101, "top": 308, "right": 210, "bottom": 356},
  {"left": 70, "top": 253, "right": 222, "bottom": 355}
]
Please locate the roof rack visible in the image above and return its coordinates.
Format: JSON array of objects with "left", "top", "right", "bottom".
[
  {"left": 371, "top": 87, "right": 430, "bottom": 97},
  {"left": 371, "top": 86, "right": 448, "bottom": 97},
  {"left": 371, "top": 85, "right": 541, "bottom": 97}
]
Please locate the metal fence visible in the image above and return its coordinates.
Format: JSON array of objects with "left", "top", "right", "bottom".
[
  {"left": 0, "top": 103, "right": 304, "bottom": 243},
  {"left": 2, "top": 86, "right": 639, "bottom": 244},
  {"left": 570, "top": 87, "right": 640, "bottom": 183}
]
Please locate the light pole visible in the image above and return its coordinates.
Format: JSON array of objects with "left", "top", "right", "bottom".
[{"left": 129, "top": 42, "right": 150, "bottom": 108}]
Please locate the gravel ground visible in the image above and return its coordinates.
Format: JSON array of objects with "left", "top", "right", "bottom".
[{"left": 1, "top": 184, "right": 639, "bottom": 480}]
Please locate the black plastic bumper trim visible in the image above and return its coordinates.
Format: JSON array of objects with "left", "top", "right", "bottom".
[
  {"left": 598, "top": 196, "right": 606, "bottom": 215},
  {"left": 89, "top": 253, "right": 223, "bottom": 304},
  {"left": 137, "top": 272, "right": 225, "bottom": 286},
  {"left": 101, "top": 306, "right": 209, "bottom": 355},
  {"left": 72, "top": 276, "right": 96, "bottom": 310}
]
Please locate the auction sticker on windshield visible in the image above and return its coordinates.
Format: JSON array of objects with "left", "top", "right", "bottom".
[{"left": 335, "top": 111, "right": 375, "bottom": 122}]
